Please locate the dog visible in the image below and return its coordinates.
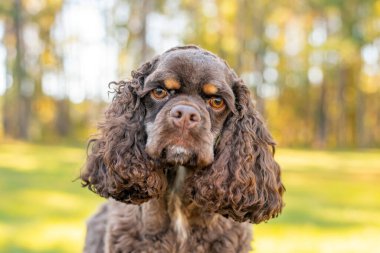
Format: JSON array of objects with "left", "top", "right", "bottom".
[{"left": 81, "top": 45, "right": 284, "bottom": 253}]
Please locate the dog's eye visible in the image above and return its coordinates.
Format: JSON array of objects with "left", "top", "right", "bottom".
[
  {"left": 151, "top": 88, "right": 168, "bottom": 100},
  {"left": 208, "top": 97, "right": 225, "bottom": 110}
]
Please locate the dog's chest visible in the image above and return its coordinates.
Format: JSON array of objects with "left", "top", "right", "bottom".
[{"left": 168, "top": 166, "right": 189, "bottom": 245}]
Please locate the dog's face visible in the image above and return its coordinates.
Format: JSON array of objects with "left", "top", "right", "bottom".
[
  {"left": 143, "top": 49, "right": 235, "bottom": 168},
  {"left": 81, "top": 46, "right": 284, "bottom": 224}
]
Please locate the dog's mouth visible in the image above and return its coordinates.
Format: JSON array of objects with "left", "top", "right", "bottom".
[
  {"left": 145, "top": 134, "right": 215, "bottom": 168},
  {"left": 160, "top": 145, "right": 198, "bottom": 167}
]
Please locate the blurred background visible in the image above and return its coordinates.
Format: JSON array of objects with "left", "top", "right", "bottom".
[{"left": 0, "top": 0, "right": 379, "bottom": 252}]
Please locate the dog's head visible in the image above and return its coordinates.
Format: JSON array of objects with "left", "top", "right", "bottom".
[{"left": 81, "top": 45, "right": 284, "bottom": 223}]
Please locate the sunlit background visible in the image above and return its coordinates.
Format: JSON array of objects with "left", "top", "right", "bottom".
[{"left": 0, "top": 0, "right": 379, "bottom": 252}]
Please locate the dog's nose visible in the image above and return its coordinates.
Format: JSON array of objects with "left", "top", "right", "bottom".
[{"left": 170, "top": 105, "right": 201, "bottom": 129}]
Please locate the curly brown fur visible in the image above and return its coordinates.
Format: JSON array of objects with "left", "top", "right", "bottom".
[
  {"left": 186, "top": 79, "right": 284, "bottom": 223},
  {"left": 81, "top": 45, "right": 284, "bottom": 253},
  {"left": 81, "top": 59, "right": 168, "bottom": 204}
]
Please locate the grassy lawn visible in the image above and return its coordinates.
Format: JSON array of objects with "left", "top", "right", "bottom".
[
  {"left": 254, "top": 149, "right": 380, "bottom": 253},
  {"left": 0, "top": 142, "right": 379, "bottom": 252}
]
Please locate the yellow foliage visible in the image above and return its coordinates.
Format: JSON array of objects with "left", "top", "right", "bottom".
[
  {"left": 41, "top": 49, "right": 57, "bottom": 67},
  {"left": 221, "top": 36, "right": 238, "bottom": 54},
  {"left": 33, "top": 97, "right": 55, "bottom": 124},
  {"left": 39, "top": 15, "right": 55, "bottom": 30},
  {"left": 360, "top": 74, "right": 380, "bottom": 94},
  {"left": 219, "top": 0, "right": 237, "bottom": 19},
  {"left": 267, "top": 7, "right": 292, "bottom": 25},
  {"left": 326, "top": 37, "right": 359, "bottom": 65},
  {"left": 375, "top": 0, "right": 380, "bottom": 15},
  {"left": 47, "top": 0, "right": 63, "bottom": 9}
]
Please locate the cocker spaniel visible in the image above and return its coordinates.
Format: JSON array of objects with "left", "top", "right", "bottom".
[{"left": 81, "top": 45, "right": 285, "bottom": 253}]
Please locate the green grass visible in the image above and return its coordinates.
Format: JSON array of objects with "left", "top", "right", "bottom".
[
  {"left": 0, "top": 143, "right": 379, "bottom": 252},
  {"left": 0, "top": 142, "right": 102, "bottom": 253},
  {"left": 253, "top": 149, "right": 380, "bottom": 253}
]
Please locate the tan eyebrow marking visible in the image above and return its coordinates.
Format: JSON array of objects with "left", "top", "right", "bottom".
[
  {"left": 203, "top": 83, "right": 218, "bottom": 95},
  {"left": 164, "top": 79, "right": 181, "bottom": 90}
]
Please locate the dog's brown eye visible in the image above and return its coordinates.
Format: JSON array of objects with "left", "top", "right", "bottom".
[
  {"left": 151, "top": 88, "right": 168, "bottom": 100},
  {"left": 208, "top": 97, "right": 225, "bottom": 110}
]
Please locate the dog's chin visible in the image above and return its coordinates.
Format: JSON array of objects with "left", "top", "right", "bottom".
[
  {"left": 161, "top": 145, "right": 197, "bottom": 167},
  {"left": 146, "top": 142, "right": 214, "bottom": 168}
]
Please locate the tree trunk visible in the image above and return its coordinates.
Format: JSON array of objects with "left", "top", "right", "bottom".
[
  {"left": 316, "top": 80, "right": 327, "bottom": 147},
  {"left": 3, "top": 0, "right": 31, "bottom": 140},
  {"left": 336, "top": 66, "right": 347, "bottom": 147},
  {"left": 355, "top": 85, "right": 365, "bottom": 148},
  {"left": 140, "top": 0, "right": 152, "bottom": 62},
  {"left": 251, "top": 1, "right": 266, "bottom": 115},
  {"left": 55, "top": 99, "right": 70, "bottom": 137}
]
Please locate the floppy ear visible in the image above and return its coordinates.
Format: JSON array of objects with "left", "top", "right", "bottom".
[
  {"left": 187, "top": 78, "right": 284, "bottom": 223},
  {"left": 81, "top": 58, "right": 167, "bottom": 204}
]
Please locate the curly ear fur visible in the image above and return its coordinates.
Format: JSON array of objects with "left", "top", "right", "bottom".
[
  {"left": 186, "top": 79, "right": 285, "bottom": 223},
  {"left": 81, "top": 58, "right": 167, "bottom": 204}
]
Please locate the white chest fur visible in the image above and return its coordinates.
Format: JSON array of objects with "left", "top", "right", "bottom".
[{"left": 169, "top": 166, "right": 189, "bottom": 244}]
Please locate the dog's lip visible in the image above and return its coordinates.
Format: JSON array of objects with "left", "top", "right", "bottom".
[
  {"left": 167, "top": 145, "right": 190, "bottom": 155},
  {"left": 146, "top": 139, "right": 214, "bottom": 168},
  {"left": 163, "top": 145, "right": 192, "bottom": 161},
  {"left": 145, "top": 142, "right": 191, "bottom": 159},
  {"left": 160, "top": 145, "right": 195, "bottom": 166}
]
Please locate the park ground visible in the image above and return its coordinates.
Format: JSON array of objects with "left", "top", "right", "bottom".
[{"left": 0, "top": 142, "right": 379, "bottom": 253}]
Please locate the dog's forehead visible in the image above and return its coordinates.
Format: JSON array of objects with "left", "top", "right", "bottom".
[{"left": 155, "top": 49, "right": 233, "bottom": 88}]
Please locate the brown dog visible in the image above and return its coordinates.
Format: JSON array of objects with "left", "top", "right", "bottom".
[{"left": 81, "top": 45, "right": 284, "bottom": 253}]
